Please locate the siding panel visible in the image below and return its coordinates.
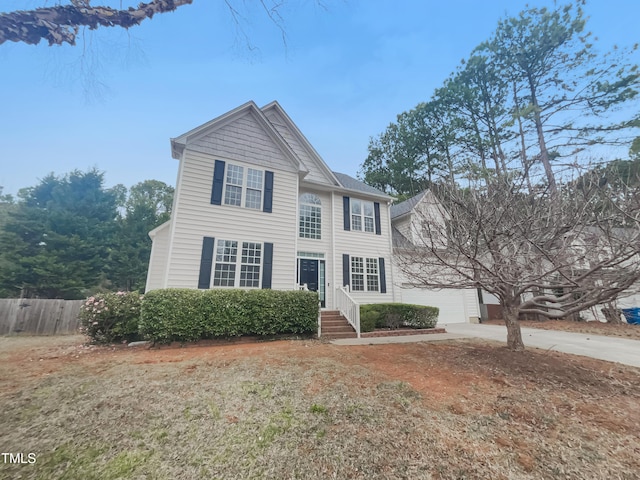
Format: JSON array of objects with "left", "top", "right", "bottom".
[
  {"left": 146, "top": 223, "right": 170, "bottom": 291},
  {"left": 333, "top": 192, "right": 394, "bottom": 304},
  {"left": 165, "top": 150, "right": 298, "bottom": 291},
  {"left": 264, "top": 109, "right": 334, "bottom": 186},
  {"left": 189, "top": 111, "right": 298, "bottom": 174}
]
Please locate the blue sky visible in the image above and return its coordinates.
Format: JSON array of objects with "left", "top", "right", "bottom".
[{"left": 1, "top": 0, "right": 639, "bottom": 196}]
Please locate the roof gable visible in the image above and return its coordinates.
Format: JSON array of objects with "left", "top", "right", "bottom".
[
  {"left": 390, "top": 189, "right": 449, "bottom": 221},
  {"left": 261, "top": 101, "right": 339, "bottom": 186},
  {"left": 390, "top": 190, "right": 428, "bottom": 219},
  {"left": 171, "top": 101, "right": 305, "bottom": 174}
]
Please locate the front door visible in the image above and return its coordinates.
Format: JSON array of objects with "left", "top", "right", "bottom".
[{"left": 298, "top": 258, "right": 325, "bottom": 307}]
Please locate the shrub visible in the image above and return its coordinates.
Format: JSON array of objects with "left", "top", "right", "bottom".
[
  {"left": 359, "top": 308, "right": 378, "bottom": 333},
  {"left": 359, "top": 303, "right": 439, "bottom": 331},
  {"left": 140, "top": 288, "right": 319, "bottom": 344},
  {"left": 79, "top": 291, "right": 143, "bottom": 344}
]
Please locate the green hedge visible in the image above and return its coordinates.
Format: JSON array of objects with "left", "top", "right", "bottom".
[
  {"left": 359, "top": 303, "right": 439, "bottom": 332},
  {"left": 78, "top": 291, "right": 144, "bottom": 344},
  {"left": 139, "top": 289, "right": 319, "bottom": 344}
]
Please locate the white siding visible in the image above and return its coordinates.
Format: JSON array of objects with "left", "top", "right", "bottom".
[
  {"left": 188, "top": 110, "right": 298, "bottom": 174},
  {"left": 393, "top": 216, "right": 412, "bottom": 242},
  {"left": 396, "top": 285, "right": 478, "bottom": 324},
  {"left": 333, "top": 192, "right": 395, "bottom": 304},
  {"left": 481, "top": 291, "right": 500, "bottom": 305},
  {"left": 264, "top": 109, "right": 335, "bottom": 186},
  {"left": 146, "top": 223, "right": 170, "bottom": 291},
  {"left": 165, "top": 149, "right": 298, "bottom": 290}
]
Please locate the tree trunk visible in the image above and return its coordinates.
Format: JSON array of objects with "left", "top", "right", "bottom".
[
  {"left": 513, "top": 81, "right": 533, "bottom": 193},
  {"left": 502, "top": 304, "right": 525, "bottom": 351},
  {"left": 601, "top": 302, "right": 623, "bottom": 324},
  {"left": 526, "top": 73, "right": 557, "bottom": 194}
]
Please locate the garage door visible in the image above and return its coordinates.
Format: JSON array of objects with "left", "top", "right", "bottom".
[{"left": 397, "top": 287, "right": 476, "bottom": 324}]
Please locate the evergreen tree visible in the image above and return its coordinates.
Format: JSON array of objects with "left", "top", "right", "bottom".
[
  {"left": 0, "top": 170, "right": 119, "bottom": 298},
  {"left": 108, "top": 180, "right": 173, "bottom": 291}
]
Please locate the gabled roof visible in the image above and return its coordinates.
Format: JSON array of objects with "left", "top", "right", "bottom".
[
  {"left": 169, "top": 101, "right": 391, "bottom": 200},
  {"left": 170, "top": 100, "right": 306, "bottom": 174},
  {"left": 261, "top": 101, "right": 341, "bottom": 187},
  {"left": 390, "top": 190, "right": 429, "bottom": 219},
  {"left": 332, "top": 172, "right": 391, "bottom": 200}
]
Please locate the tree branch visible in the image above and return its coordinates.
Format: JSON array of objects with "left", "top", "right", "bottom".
[{"left": 0, "top": 0, "right": 193, "bottom": 46}]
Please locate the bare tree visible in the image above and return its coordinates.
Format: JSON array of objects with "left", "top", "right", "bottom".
[{"left": 396, "top": 172, "right": 640, "bottom": 351}]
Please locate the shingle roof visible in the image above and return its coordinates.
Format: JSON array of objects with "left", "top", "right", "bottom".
[
  {"left": 332, "top": 171, "right": 389, "bottom": 197},
  {"left": 390, "top": 190, "right": 428, "bottom": 219}
]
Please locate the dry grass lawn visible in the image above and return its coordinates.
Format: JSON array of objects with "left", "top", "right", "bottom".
[{"left": 1, "top": 334, "right": 639, "bottom": 479}]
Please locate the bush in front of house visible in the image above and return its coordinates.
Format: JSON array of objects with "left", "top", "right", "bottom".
[
  {"left": 359, "top": 303, "right": 439, "bottom": 332},
  {"left": 139, "top": 288, "right": 319, "bottom": 344},
  {"left": 79, "top": 291, "right": 143, "bottom": 344}
]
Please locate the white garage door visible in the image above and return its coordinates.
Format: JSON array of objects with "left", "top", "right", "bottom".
[{"left": 397, "top": 287, "right": 476, "bottom": 324}]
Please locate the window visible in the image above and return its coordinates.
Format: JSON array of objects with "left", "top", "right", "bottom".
[
  {"left": 213, "top": 240, "right": 262, "bottom": 288},
  {"left": 213, "top": 240, "right": 238, "bottom": 286},
  {"left": 351, "top": 199, "right": 375, "bottom": 233},
  {"left": 245, "top": 169, "right": 263, "bottom": 210},
  {"left": 224, "top": 165, "right": 243, "bottom": 207},
  {"left": 351, "top": 257, "right": 364, "bottom": 291},
  {"left": 240, "top": 242, "right": 262, "bottom": 288},
  {"left": 366, "top": 258, "right": 379, "bottom": 291},
  {"left": 350, "top": 257, "right": 380, "bottom": 292},
  {"left": 299, "top": 193, "right": 322, "bottom": 239},
  {"left": 223, "top": 164, "right": 263, "bottom": 210}
]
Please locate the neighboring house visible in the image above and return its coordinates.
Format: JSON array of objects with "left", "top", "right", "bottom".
[
  {"left": 146, "top": 101, "right": 396, "bottom": 314},
  {"left": 390, "top": 190, "right": 481, "bottom": 324}
]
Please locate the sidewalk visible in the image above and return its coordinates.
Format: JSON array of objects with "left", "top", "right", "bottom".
[{"left": 332, "top": 323, "right": 640, "bottom": 368}]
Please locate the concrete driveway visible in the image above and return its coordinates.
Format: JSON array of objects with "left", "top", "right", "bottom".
[
  {"left": 333, "top": 323, "right": 640, "bottom": 368},
  {"left": 444, "top": 323, "right": 640, "bottom": 367}
]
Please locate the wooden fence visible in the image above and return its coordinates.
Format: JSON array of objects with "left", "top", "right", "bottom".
[{"left": 0, "top": 299, "right": 84, "bottom": 335}]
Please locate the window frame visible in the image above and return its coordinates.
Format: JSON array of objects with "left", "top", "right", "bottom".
[
  {"left": 350, "top": 256, "right": 380, "bottom": 292},
  {"left": 350, "top": 199, "right": 375, "bottom": 233},
  {"left": 222, "top": 163, "right": 264, "bottom": 210},
  {"left": 299, "top": 193, "right": 322, "bottom": 240},
  {"left": 213, "top": 239, "right": 263, "bottom": 288}
]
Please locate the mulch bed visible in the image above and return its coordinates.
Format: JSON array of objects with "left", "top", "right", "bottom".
[{"left": 361, "top": 327, "right": 446, "bottom": 338}]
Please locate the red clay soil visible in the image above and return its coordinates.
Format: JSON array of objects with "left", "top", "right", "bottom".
[{"left": 2, "top": 334, "right": 638, "bottom": 411}]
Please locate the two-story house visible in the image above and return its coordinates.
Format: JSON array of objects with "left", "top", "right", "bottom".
[{"left": 145, "top": 101, "right": 395, "bottom": 317}]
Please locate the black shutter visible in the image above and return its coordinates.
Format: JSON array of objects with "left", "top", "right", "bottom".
[
  {"left": 262, "top": 242, "right": 273, "bottom": 289},
  {"left": 343, "top": 196, "right": 350, "bottom": 231},
  {"left": 378, "top": 257, "right": 387, "bottom": 294},
  {"left": 263, "top": 171, "right": 274, "bottom": 213},
  {"left": 211, "top": 160, "right": 226, "bottom": 205},
  {"left": 198, "top": 237, "right": 215, "bottom": 289},
  {"left": 342, "top": 254, "right": 350, "bottom": 287},
  {"left": 374, "top": 202, "right": 382, "bottom": 235}
]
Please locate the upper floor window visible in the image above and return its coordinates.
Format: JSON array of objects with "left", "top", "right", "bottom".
[
  {"left": 299, "top": 193, "right": 322, "bottom": 240},
  {"left": 223, "top": 164, "right": 263, "bottom": 210},
  {"left": 211, "top": 160, "right": 273, "bottom": 213},
  {"left": 351, "top": 199, "right": 375, "bottom": 233}
]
